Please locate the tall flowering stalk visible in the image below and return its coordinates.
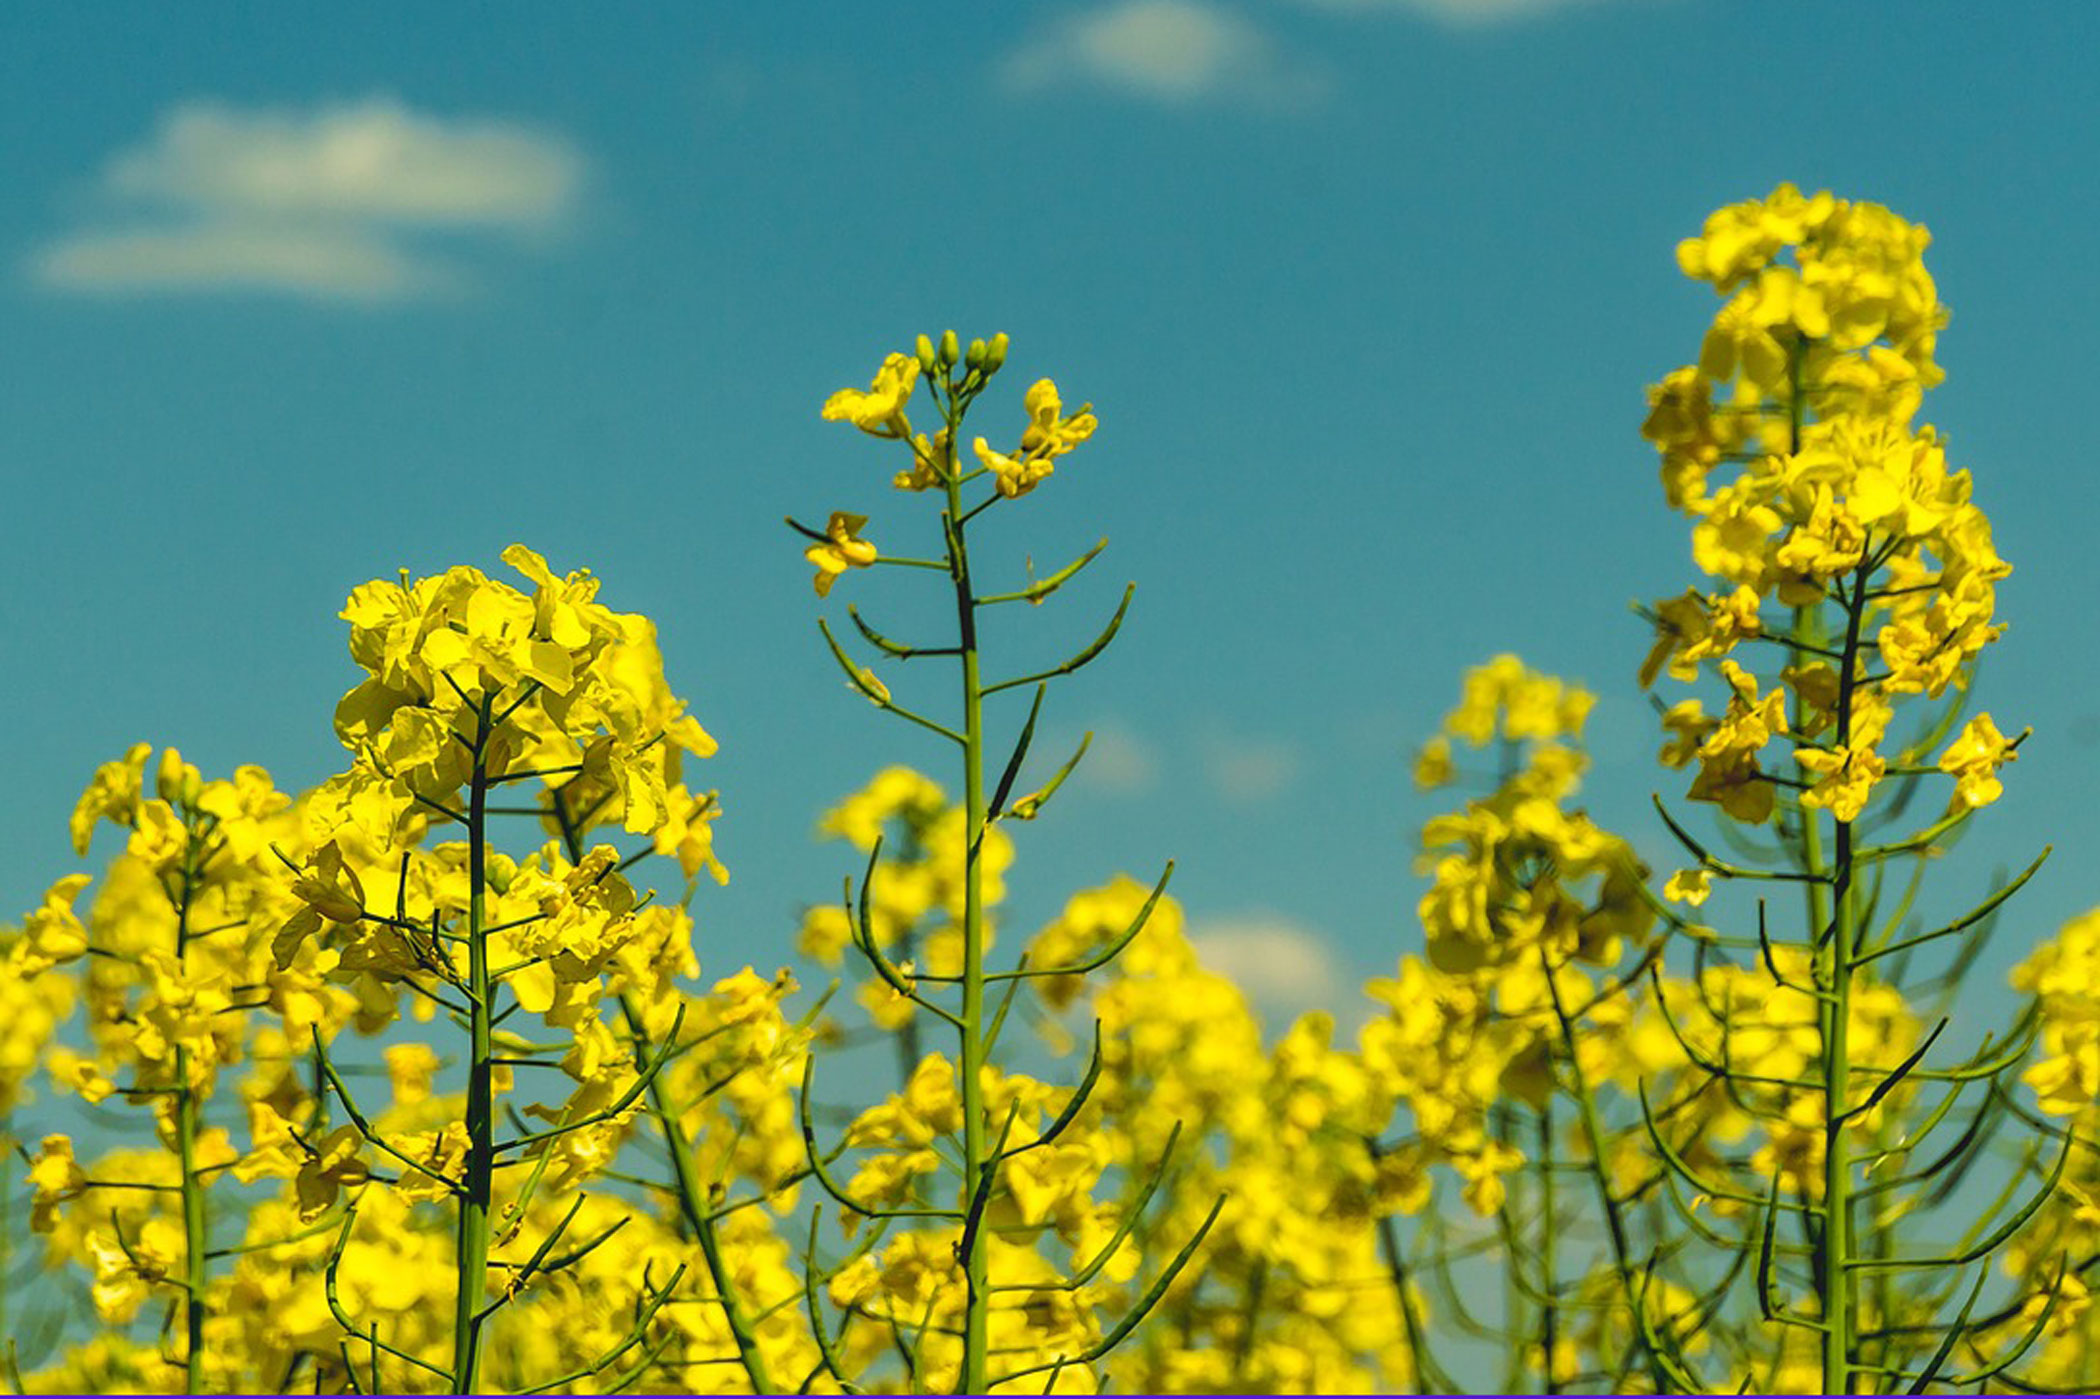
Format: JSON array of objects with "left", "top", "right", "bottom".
[
  {"left": 274, "top": 547, "right": 724, "bottom": 1392},
  {"left": 793, "top": 331, "right": 1216, "bottom": 1393},
  {"left": 17, "top": 748, "right": 311, "bottom": 1393},
  {"left": 1636, "top": 185, "right": 2049, "bottom": 1393},
  {"left": 1401, "top": 657, "right": 1670, "bottom": 1393}
]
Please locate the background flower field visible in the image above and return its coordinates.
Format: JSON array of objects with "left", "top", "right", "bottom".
[{"left": 4, "top": 4, "right": 2099, "bottom": 1394}]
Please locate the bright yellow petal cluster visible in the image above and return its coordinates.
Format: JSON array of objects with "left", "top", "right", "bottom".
[
  {"left": 1442, "top": 653, "right": 1595, "bottom": 748},
  {"left": 1937, "top": 711, "right": 2019, "bottom": 810},
  {"left": 1641, "top": 185, "right": 2014, "bottom": 840},
  {"left": 821, "top": 351, "right": 920, "bottom": 437},
  {"left": 805, "top": 510, "right": 877, "bottom": 596}
]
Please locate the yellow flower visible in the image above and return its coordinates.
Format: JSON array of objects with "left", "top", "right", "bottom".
[
  {"left": 232, "top": 1101, "right": 306, "bottom": 1184},
  {"left": 1451, "top": 1135, "right": 1525, "bottom": 1216},
  {"left": 71, "top": 742, "right": 152, "bottom": 855},
  {"left": 974, "top": 436, "right": 1054, "bottom": 498},
  {"left": 45, "top": 1047, "right": 117, "bottom": 1105},
  {"left": 1664, "top": 869, "right": 1712, "bottom": 906},
  {"left": 1657, "top": 699, "right": 1715, "bottom": 768},
  {"left": 86, "top": 1219, "right": 184, "bottom": 1323},
  {"left": 1690, "top": 478, "right": 1783, "bottom": 588},
  {"left": 806, "top": 511, "right": 877, "bottom": 597},
  {"left": 14, "top": 873, "right": 92, "bottom": 975},
  {"left": 798, "top": 904, "right": 852, "bottom": 966},
  {"left": 1938, "top": 712, "right": 2018, "bottom": 810},
  {"left": 1020, "top": 378, "right": 1096, "bottom": 456},
  {"left": 1412, "top": 735, "right": 1454, "bottom": 789},
  {"left": 385, "top": 1043, "right": 442, "bottom": 1107},
  {"left": 28, "top": 1134, "right": 88, "bottom": 1232},
  {"left": 651, "top": 783, "right": 729, "bottom": 885},
  {"left": 1685, "top": 662, "right": 1788, "bottom": 823},
  {"left": 1795, "top": 690, "right": 1891, "bottom": 822},
  {"left": 273, "top": 840, "right": 368, "bottom": 970},
  {"left": 822, "top": 352, "right": 919, "bottom": 438},
  {"left": 295, "top": 1125, "right": 372, "bottom": 1221},
  {"left": 895, "top": 428, "right": 951, "bottom": 492},
  {"left": 2024, "top": 1019, "right": 2100, "bottom": 1116}
]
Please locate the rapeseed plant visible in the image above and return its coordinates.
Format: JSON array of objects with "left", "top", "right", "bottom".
[{"left": 4, "top": 190, "right": 2096, "bottom": 1395}]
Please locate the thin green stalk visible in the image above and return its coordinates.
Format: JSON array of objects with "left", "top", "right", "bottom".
[
  {"left": 556, "top": 749, "right": 773, "bottom": 1396},
  {"left": 1374, "top": 1206, "right": 1450, "bottom": 1393},
  {"left": 1818, "top": 560, "right": 1872, "bottom": 1396},
  {"left": 453, "top": 696, "right": 497, "bottom": 1394},
  {"left": 1493, "top": 1102, "right": 1527, "bottom": 1393},
  {"left": 1, "top": 1111, "right": 13, "bottom": 1374},
  {"left": 1866, "top": 1112, "right": 1894, "bottom": 1380},
  {"left": 1544, "top": 951, "right": 1674, "bottom": 1394},
  {"left": 619, "top": 995, "right": 775, "bottom": 1394},
  {"left": 942, "top": 414, "right": 993, "bottom": 1396},
  {"left": 1786, "top": 339, "right": 1833, "bottom": 954},
  {"left": 173, "top": 815, "right": 208, "bottom": 1393},
  {"left": 1231, "top": 1258, "right": 1268, "bottom": 1382},
  {"left": 1537, "top": 1100, "right": 1559, "bottom": 1394}
]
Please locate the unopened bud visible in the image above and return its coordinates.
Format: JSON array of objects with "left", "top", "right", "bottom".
[
  {"left": 939, "top": 329, "right": 960, "bottom": 367},
  {"left": 156, "top": 747, "right": 201, "bottom": 805},
  {"left": 915, "top": 334, "right": 937, "bottom": 374},
  {"left": 965, "top": 338, "right": 987, "bottom": 370},
  {"left": 984, "top": 332, "right": 1010, "bottom": 374}
]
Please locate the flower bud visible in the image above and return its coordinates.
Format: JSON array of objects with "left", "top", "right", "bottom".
[
  {"left": 156, "top": 747, "right": 201, "bottom": 805},
  {"left": 984, "top": 332, "right": 1010, "bottom": 374},
  {"left": 939, "top": 330, "right": 960, "bottom": 367},
  {"left": 965, "top": 338, "right": 987, "bottom": 370},
  {"left": 915, "top": 334, "right": 937, "bottom": 374}
]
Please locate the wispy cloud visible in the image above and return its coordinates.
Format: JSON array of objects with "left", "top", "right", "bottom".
[
  {"left": 28, "top": 97, "right": 582, "bottom": 302},
  {"left": 1068, "top": 721, "right": 1160, "bottom": 797},
  {"left": 1188, "top": 914, "right": 1356, "bottom": 1032},
  {"left": 1287, "top": 0, "right": 1639, "bottom": 26},
  {"left": 1199, "top": 728, "right": 1303, "bottom": 805},
  {"left": 999, "top": 0, "right": 1327, "bottom": 107}
]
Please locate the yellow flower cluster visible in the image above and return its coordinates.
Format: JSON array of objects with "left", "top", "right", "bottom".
[
  {"left": 1381, "top": 661, "right": 1655, "bottom": 1235},
  {"left": 799, "top": 765, "right": 1014, "bottom": 1030},
  {"left": 325, "top": 544, "right": 717, "bottom": 848},
  {"left": 10, "top": 227, "right": 2089, "bottom": 1392},
  {"left": 802, "top": 332, "right": 1095, "bottom": 599},
  {"left": 1413, "top": 658, "right": 1647, "bottom": 977},
  {"left": 1024, "top": 876, "right": 1417, "bottom": 1392},
  {"left": 10, "top": 549, "right": 810, "bottom": 1393},
  {"left": 1641, "top": 184, "right": 2017, "bottom": 827}
]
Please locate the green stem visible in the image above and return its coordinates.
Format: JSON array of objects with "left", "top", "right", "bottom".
[
  {"left": 1819, "top": 564, "right": 1871, "bottom": 1396},
  {"left": 1544, "top": 951, "right": 1673, "bottom": 1393},
  {"left": 1537, "top": 1101, "right": 1558, "bottom": 1394},
  {"left": 550, "top": 741, "right": 775, "bottom": 1397},
  {"left": 1493, "top": 1103, "right": 1527, "bottom": 1394},
  {"left": 1786, "top": 340, "right": 1832, "bottom": 957},
  {"left": 1, "top": 1111, "right": 13, "bottom": 1369},
  {"left": 618, "top": 993, "right": 775, "bottom": 1394},
  {"left": 173, "top": 815, "right": 208, "bottom": 1393},
  {"left": 943, "top": 419, "right": 993, "bottom": 1396},
  {"left": 453, "top": 697, "right": 497, "bottom": 1394},
  {"left": 1374, "top": 1207, "right": 1446, "bottom": 1393}
]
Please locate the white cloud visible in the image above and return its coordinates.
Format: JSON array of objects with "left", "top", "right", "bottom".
[
  {"left": 1000, "top": 0, "right": 1327, "bottom": 107},
  {"left": 29, "top": 97, "right": 581, "bottom": 301},
  {"left": 1070, "top": 721, "right": 1159, "bottom": 796},
  {"left": 1286, "top": 0, "right": 1636, "bottom": 25},
  {"left": 31, "top": 223, "right": 432, "bottom": 302},
  {"left": 1188, "top": 915, "right": 1355, "bottom": 1031},
  {"left": 105, "top": 100, "right": 579, "bottom": 226},
  {"left": 1200, "top": 731, "right": 1302, "bottom": 805}
]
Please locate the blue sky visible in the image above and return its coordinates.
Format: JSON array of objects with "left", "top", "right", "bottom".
[{"left": 5, "top": 1, "right": 2098, "bottom": 1037}]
